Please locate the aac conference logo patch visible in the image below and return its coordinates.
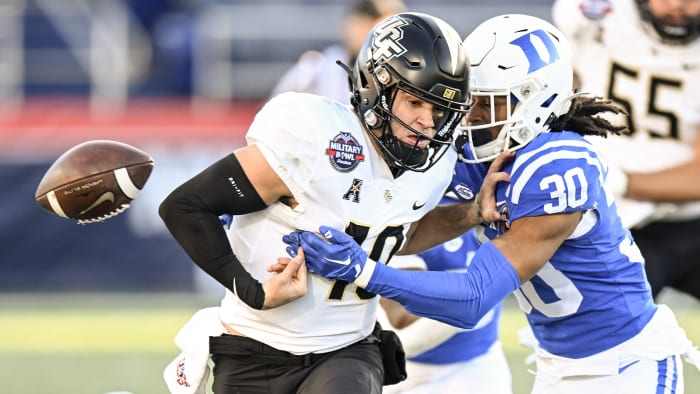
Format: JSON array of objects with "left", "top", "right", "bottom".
[{"left": 326, "top": 132, "right": 365, "bottom": 172}]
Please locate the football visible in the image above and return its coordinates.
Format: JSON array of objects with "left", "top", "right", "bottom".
[{"left": 35, "top": 140, "right": 154, "bottom": 224}]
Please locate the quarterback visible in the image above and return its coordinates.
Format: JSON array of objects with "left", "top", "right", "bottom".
[{"left": 159, "top": 12, "right": 494, "bottom": 394}]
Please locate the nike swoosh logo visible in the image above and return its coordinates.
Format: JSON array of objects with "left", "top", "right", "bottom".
[
  {"left": 352, "top": 264, "right": 361, "bottom": 278},
  {"left": 79, "top": 191, "right": 115, "bottom": 215},
  {"left": 618, "top": 360, "right": 640, "bottom": 373},
  {"left": 412, "top": 201, "right": 426, "bottom": 210},
  {"left": 325, "top": 256, "right": 352, "bottom": 266}
]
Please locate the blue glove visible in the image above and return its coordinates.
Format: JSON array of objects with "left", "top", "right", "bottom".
[
  {"left": 219, "top": 214, "right": 233, "bottom": 229},
  {"left": 282, "top": 226, "right": 369, "bottom": 282}
]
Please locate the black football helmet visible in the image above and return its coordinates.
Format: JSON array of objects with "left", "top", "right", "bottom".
[
  {"left": 347, "top": 12, "right": 470, "bottom": 173},
  {"left": 636, "top": 0, "right": 700, "bottom": 45}
]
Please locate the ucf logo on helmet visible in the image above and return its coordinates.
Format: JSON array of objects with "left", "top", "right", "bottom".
[{"left": 371, "top": 17, "right": 408, "bottom": 62}]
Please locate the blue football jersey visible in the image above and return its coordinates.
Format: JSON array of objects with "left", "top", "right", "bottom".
[
  {"left": 409, "top": 230, "right": 502, "bottom": 364},
  {"left": 451, "top": 131, "right": 657, "bottom": 358}
]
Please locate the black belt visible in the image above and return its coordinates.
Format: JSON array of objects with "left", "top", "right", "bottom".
[{"left": 209, "top": 324, "right": 381, "bottom": 367}]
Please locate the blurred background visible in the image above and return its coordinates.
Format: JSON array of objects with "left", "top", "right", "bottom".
[{"left": 0, "top": 1, "right": 696, "bottom": 393}]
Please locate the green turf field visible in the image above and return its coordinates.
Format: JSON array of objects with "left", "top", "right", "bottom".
[{"left": 1, "top": 293, "right": 698, "bottom": 394}]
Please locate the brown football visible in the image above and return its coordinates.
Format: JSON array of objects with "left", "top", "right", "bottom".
[{"left": 35, "top": 140, "right": 154, "bottom": 224}]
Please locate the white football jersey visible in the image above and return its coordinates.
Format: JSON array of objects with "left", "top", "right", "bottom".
[
  {"left": 219, "top": 92, "right": 457, "bottom": 354},
  {"left": 553, "top": 0, "right": 700, "bottom": 223}
]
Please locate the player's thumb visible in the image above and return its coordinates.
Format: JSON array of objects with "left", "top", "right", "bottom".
[{"left": 285, "top": 247, "right": 307, "bottom": 279}]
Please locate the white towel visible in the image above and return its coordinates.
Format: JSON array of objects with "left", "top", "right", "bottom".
[{"left": 163, "top": 307, "right": 225, "bottom": 393}]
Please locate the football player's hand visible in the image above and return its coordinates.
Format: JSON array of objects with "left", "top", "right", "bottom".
[
  {"left": 579, "top": 0, "right": 612, "bottom": 20},
  {"left": 283, "top": 226, "right": 369, "bottom": 282},
  {"left": 478, "top": 150, "right": 514, "bottom": 223},
  {"left": 262, "top": 247, "right": 307, "bottom": 309}
]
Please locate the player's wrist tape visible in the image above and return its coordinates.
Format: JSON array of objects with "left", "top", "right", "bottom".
[
  {"left": 474, "top": 193, "right": 487, "bottom": 224},
  {"left": 354, "top": 258, "right": 377, "bottom": 288}
]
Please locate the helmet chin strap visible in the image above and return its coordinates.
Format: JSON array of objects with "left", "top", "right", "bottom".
[
  {"left": 364, "top": 121, "right": 402, "bottom": 177},
  {"left": 470, "top": 129, "right": 493, "bottom": 146},
  {"left": 364, "top": 118, "right": 428, "bottom": 178},
  {"left": 381, "top": 129, "right": 429, "bottom": 168}
]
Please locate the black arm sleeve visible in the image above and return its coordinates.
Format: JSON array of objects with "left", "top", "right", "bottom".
[{"left": 159, "top": 153, "right": 268, "bottom": 309}]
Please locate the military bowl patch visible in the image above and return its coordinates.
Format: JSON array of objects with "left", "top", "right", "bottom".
[{"left": 326, "top": 132, "right": 365, "bottom": 172}]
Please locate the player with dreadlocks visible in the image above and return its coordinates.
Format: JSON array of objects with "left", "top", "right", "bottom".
[
  {"left": 547, "top": 96, "right": 628, "bottom": 136},
  {"left": 284, "top": 14, "right": 700, "bottom": 393}
]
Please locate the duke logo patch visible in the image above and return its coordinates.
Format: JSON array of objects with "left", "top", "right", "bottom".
[{"left": 326, "top": 132, "right": 365, "bottom": 172}]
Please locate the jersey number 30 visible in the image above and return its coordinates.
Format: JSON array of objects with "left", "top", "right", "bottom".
[{"left": 515, "top": 167, "right": 587, "bottom": 317}]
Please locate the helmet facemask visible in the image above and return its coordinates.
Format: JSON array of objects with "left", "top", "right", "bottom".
[
  {"left": 459, "top": 77, "right": 559, "bottom": 163},
  {"left": 362, "top": 66, "right": 465, "bottom": 172}
]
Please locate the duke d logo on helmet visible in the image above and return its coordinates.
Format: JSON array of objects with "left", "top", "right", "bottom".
[
  {"left": 371, "top": 17, "right": 408, "bottom": 62},
  {"left": 510, "top": 29, "right": 560, "bottom": 73}
]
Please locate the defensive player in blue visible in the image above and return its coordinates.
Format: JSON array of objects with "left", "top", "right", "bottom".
[
  {"left": 282, "top": 14, "right": 699, "bottom": 393},
  {"left": 381, "top": 227, "right": 512, "bottom": 394}
]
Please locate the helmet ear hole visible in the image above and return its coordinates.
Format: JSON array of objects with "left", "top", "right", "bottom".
[
  {"left": 513, "top": 128, "right": 533, "bottom": 143},
  {"left": 375, "top": 66, "right": 392, "bottom": 85}
]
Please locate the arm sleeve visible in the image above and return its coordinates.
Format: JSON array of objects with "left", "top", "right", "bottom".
[
  {"left": 361, "top": 242, "right": 520, "bottom": 328},
  {"left": 159, "top": 153, "right": 268, "bottom": 309}
]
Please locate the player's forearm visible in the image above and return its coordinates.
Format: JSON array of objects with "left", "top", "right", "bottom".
[
  {"left": 400, "top": 201, "right": 480, "bottom": 255},
  {"left": 358, "top": 243, "right": 520, "bottom": 328},
  {"left": 159, "top": 153, "right": 268, "bottom": 309},
  {"left": 627, "top": 161, "right": 700, "bottom": 202},
  {"left": 391, "top": 314, "right": 463, "bottom": 358}
]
